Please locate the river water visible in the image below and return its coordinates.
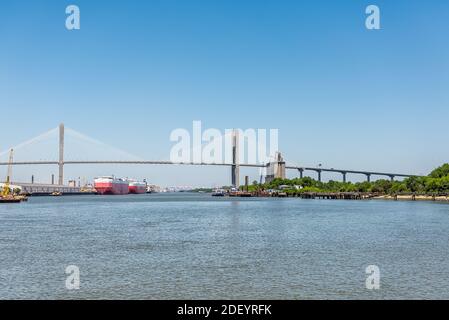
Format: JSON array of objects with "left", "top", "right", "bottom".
[{"left": 1, "top": 193, "right": 448, "bottom": 299}]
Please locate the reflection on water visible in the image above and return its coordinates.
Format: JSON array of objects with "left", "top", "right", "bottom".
[{"left": 1, "top": 193, "right": 449, "bottom": 299}]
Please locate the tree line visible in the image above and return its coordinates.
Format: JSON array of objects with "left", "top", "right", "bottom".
[{"left": 245, "top": 164, "right": 449, "bottom": 195}]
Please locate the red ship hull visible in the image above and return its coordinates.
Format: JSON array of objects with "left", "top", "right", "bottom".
[
  {"left": 94, "top": 178, "right": 129, "bottom": 195},
  {"left": 129, "top": 185, "right": 147, "bottom": 194}
]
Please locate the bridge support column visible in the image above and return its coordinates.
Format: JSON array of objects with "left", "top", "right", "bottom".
[
  {"left": 317, "top": 170, "right": 322, "bottom": 182},
  {"left": 231, "top": 129, "right": 240, "bottom": 188},
  {"left": 58, "top": 123, "right": 64, "bottom": 186},
  {"left": 298, "top": 168, "right": 304, "bottom": 179},
  {"left": 342, "top": 172, "right": 347, "bottom": 183},
  {"left": 389, "top": 175, "right": 395, "bottom": 182},
  {"left": 366, "top": 174, "right": 371, "bottom": 182}
]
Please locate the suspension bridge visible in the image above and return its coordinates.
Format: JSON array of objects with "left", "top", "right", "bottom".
[{"left": 0, "top": 123, "right": 421, "bottom": 193}]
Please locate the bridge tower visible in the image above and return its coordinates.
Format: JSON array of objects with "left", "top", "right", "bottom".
[
  {"left": 231, "top": 129, "right": 240, "bottom": 188},
  {"left": 58, "top": 123, "right": 64, "bottom": 185}
]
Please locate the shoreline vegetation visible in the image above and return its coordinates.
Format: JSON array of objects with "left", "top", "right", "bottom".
[{"left": 196, "top": 164, "right": 449, "bottom": 202}]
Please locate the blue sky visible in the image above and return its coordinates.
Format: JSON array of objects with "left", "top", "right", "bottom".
[{"left": 1, "top": 0, "right": 449, "bottom": 186}]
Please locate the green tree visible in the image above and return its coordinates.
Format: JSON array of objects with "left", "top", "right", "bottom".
[
  {"left": 371, "top": 179, "right": 393, "bottom": 193},
  {"left": 424, "top": 178, "right": 444, "bottom": 193},
  {"left": 404, "top": 176, "right": 422, "bottom": 193},
  {"left": 390, "top": 181, "right": 408, "bottom": 194},
  {"left": 429, "top": 163, "right": 449, "bottom": 178},
  {"left": 354, "top": 181, "right": 371, "bottom": 192}
]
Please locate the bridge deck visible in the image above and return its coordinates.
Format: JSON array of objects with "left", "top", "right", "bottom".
[{"left": 0, "top": 160, "right": 420, "bottom": 179}]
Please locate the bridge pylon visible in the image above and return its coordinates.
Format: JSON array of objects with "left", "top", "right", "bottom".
[
  {"left": 58, "top": 123, "right": 64, "bottom": 185},
  {"left": 231, "top": 129, "right": 240, "bottom": 188}
]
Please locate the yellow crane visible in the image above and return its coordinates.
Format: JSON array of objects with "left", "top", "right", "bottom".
[{"left": 2, "top": 149, "right": 14, "bottom": 197}]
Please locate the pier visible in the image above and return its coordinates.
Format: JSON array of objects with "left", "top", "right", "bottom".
[
  {"left": 295, "top": 192, "right": 378, "bottom": 200},
  {"left": 16, "top": 182, "right": 82, "bottom": 195}
]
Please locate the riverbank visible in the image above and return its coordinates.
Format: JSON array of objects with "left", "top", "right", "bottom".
[
  {"left": 249, "top": 163, "right": 449, "bottom": 199},
  {"left": 230, "top": 191, "right": 449, "bottom": 203},
  {"left": 372, "top": 194, "right": 449, "bottom": 202}
]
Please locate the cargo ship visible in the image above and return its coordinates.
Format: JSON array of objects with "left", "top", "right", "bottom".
[
  {"left": 128, "top": 180, "right": 147, "bottom": 194},
  {"left": 94, "top": 176, "right": 129, "bottom": 195}
]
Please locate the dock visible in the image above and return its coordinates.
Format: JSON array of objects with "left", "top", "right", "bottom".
[
  {"left": 0, "top": 195, "right": 28, "bottom": 203},
  {"left": 0, "top": 197, "right": 21, "bottom": 203},
  {"left": 296, "top": 192, "right": 378, "bottom": 200},
  {"left": 223, "top": 191, "right": 380, "bottom": 199}
]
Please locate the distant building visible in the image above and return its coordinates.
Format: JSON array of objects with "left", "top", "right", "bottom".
[
  {"left": 147, "top": 184, "right": 161, "bottom": 193},
  {"left": 265, "top": 152, "right": 286, "bottom": 183}
]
